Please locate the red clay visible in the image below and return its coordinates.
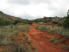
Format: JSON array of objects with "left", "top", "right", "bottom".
[
  {"left": 0, "top": 24, "right": 68, "bottom": 52},
  {"left": 27, "top": 24, "right": 69, "bottom": 52}
]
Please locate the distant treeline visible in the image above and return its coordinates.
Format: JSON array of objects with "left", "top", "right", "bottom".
[{"left": 0, "top": 16, "right": 69, "bottom": 28}]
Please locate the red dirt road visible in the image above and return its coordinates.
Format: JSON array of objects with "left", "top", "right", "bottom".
[{"left": 27, "top": 24, "right": 69, "bottom": 52}]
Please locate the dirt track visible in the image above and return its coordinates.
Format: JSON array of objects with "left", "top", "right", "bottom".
[{"left": 27, "top": 24, "right": 69, "bottom": 52}]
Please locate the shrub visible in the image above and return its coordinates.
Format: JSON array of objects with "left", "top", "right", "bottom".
[
  {"left": 49, "top": 36, "right": 56, "bottom": 42},
  {"left": 36, "top": 25, "right": 39, "bottom": 29},
  {"left": 15, "top": 32, "right": 18, "bottom": 36},
  {"left": 25, "top": 35, "right": 28, "bottom": 40},
  {"left": 10, "top": 42, "right": 28, "bottom": 52},
  {"left": 0, "top": 18, "right": 13, "bottom": 26},
  {"left": 38, "top": 26, "right": 47, "bottom": 32},
  {"left": 49, "top": 36, "right": 59, "bottom": 45},
  {"left": 54, "top": 39, "right": 59, "bottom": 45}
]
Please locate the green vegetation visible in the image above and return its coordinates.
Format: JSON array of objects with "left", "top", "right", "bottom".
[
  {"left": 36, "top": 25, "right": 69, "bottom": 38},
  {"left": 49, "top": 36, "right": 60, "bottom": 45},
  {"left": 0, "top": 10, "right": 69, "bottom": 52},
  {"left": 0, "top": 18, "right": 13, "bottom": 26},
  {"left": 36, "top": 25, "right": 47, "bottom": 32},
  {"left": 13, "top": 19, "right": 33, "bottom": 25},
  {"left": 0, "top": 24, "right": 36, "bottom": 52},
  {"left": 49, "top": 36, "right": 56, "bottom": 42},
  {"left": 54, "top": 39, "right": 59, "bottom": 45},
  {"left": 33, "top": 17, "right": 53, "bottom": 23}
]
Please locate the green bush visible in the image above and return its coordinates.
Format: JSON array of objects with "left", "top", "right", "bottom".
[
  {"left": 36, "top": 25, "right": 39, "bottom": 29},
  {"left": 0, "top": 18, "right": 13, "bottom": 26},
  {"left": 49, "top": 36, "right": 59, "bottom": 45},
  {"left": 38, "top": 26, "right": 47, "bottom": 32},
  {"left": 49, "top": 36, "right": 56, "bottom": 42},
  {"left": 25, "top": 35, "right": 28, "bottom": 40},
  {"left": 54, "top": 39, "right": 59, "bottom": 45}
]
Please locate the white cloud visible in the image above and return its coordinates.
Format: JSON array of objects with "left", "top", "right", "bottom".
[{"left": 0, "top": 0, "right": 69, "bottom": 19}]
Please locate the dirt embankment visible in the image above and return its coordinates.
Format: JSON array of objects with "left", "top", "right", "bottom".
[{"left": 27, "top": 24, "right": 69, "bottom": 52}]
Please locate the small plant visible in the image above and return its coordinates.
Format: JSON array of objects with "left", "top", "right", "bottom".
[
  {"left": 49, "top": 36, "right": 59, "bottom": 45},
  {"left": 39, "top": 26, "right": 47, "bottom": 32},
  {"left": 25, "top": 35, "right": 28, "bottom": 40},
  {"left": 49, "top": 36, "right": 56, "bottom": 42},
  {"left": 36, "top": 25, "right": 39, "bottom": 29},
  {"left": 54, "top": 39, "right": 59, "bottom": 45},
  {"left": 15, "top": 32, "right": 18, "bottom": 34}
]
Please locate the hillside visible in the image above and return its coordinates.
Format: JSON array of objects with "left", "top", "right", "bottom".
[{"left": 0, "top": 11, "right": 22, "bottom": 21}]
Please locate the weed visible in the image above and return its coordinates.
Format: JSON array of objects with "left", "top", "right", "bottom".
[
  {"left": 25, "top": 35, "right": 29, "bottom": 40},
  {"left": 16, "top": 32, "right": 18, "bottom": 36},
  {"left": 49, "top": 36, "right": 56, "bottom": 42},
  {"left": 40, "top": 26, "right": 47, "bottom": 32},
  {"left": 54, "top": 39, "right": 59, "bottom": 45}
]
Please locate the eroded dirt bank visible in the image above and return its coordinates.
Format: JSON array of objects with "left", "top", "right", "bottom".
[{"left": 27, "top": 24, "right": 69, "bottom": 52}]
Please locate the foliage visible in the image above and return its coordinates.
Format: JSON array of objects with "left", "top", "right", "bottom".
[
  {"left": 0, "top": 11, "right": 4, "bottom": 14},
  {"left": 13, "top": 19, "right": 33, "bottom": 25},
  {"left": 49, "top": 36, "right": 59, "bottom": 45},
  {"left": 36, "top": 25, "right": 47, "bottom": 32},
  {"left": 25, "top": 35, "right": 29, "bottom": 40},
  {"left": 54, "top": 39, "right": 59, "bottom": 45},
  {"left": 33, "top": 17, "right": 52, "bottom": 23},
  {"left": 49, "top": 36, "right": 56, "bottom": 42},
  {"left": 0, "top": 18, "right": 13, "bottom": 26}
]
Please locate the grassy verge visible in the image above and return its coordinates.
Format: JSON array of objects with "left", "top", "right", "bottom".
[{"left": 36, "top": 25, "right": 69, "bottom": 38}]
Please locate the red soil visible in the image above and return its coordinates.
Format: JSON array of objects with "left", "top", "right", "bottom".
[
  {"left": 27, "top": 24, "right": 69, "bottom": 52},
  {"left": 0, "top": 24, "right": 69, "bottom": 52}
]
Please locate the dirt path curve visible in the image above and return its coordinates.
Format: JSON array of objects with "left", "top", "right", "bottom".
[{"left": 27, "top": 24, "right": 68, "bottom": 52}]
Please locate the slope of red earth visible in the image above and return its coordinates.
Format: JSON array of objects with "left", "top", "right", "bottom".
[{"left": 27, "top": 24, "right": 69, "bottom": 52}]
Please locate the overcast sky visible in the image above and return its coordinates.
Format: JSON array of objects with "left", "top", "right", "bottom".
[{"left": 0, "top": 0, "right": 69, "bottom": 19}]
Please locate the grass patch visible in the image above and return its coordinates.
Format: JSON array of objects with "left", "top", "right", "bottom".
[
  {"left": 54, "top": 39, "right": 59, "bottom": 45},
  {"left": 49, "top": 36, "right": 56, "bottom": 42},
  {"left": 36, "top": 25, "right": 47, "bottom": 32},
  {"left": 49, "top": 36, "right": 59, "bottom": 45},
  {"left": 36, "top": 25, "right": 69, "bottom": 38}
]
